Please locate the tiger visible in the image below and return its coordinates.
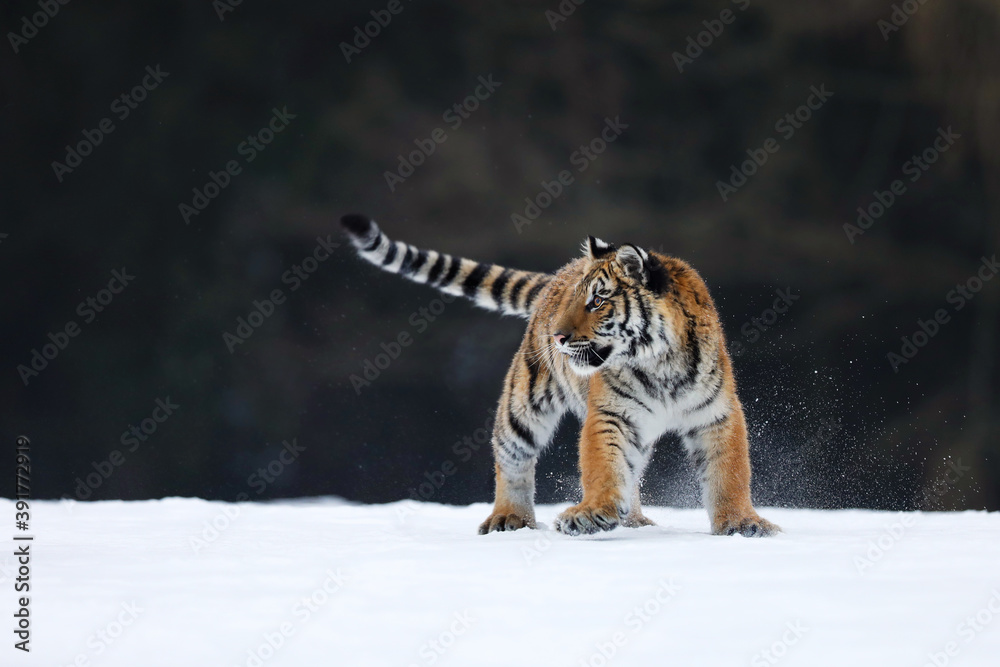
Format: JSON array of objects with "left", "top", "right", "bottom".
[{"left": 341, "top": 214, "right": 779, "bottom": 537}]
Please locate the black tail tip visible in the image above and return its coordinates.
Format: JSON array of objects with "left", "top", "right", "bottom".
[{"left": 340, "top": 214, "right": 374, "bottom": 237}]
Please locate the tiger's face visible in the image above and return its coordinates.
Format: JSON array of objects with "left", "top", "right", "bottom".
[{"left": 552, "top": 237, "right": 665, "bottom": 376}]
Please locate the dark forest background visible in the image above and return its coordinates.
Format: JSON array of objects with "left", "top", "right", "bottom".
[{"left": 2, "top": 0, "right": 997, "bottom": 510}]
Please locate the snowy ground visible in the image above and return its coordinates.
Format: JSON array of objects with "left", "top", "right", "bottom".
[{"left": 3, "top": 498, "right": 1000, "bottom": 667}]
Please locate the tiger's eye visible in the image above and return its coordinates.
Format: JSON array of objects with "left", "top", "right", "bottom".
[{"left": 592, "top": 296, "right": 605, "bottom": 309}]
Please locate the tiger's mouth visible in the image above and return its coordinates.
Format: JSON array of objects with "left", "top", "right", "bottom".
[{"left": 563, "top": 342, "right": 614, "bottom": 372}]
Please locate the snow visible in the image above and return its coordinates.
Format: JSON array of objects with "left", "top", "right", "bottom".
[{"left": 4, "top": 498, "right": 1000, "bottom": 667}]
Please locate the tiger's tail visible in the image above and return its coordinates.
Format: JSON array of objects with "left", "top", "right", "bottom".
[{"left": 340, "top": 214, "right": 552, "bottom": 319}]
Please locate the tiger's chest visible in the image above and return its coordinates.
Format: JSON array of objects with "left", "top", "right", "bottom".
[{"left": 578, "top": 357, "right": 728, "bottom": 444}]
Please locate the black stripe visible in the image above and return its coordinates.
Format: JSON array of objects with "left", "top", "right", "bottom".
[
  {"left": 601, "top": 408, "right": 635, "bottom": 434},
  {"left": 704, "top": 411, "right": 728, "bottom": 429},
  {"left": 689, "top": 449, "right": 708, "bottom": 474},
  {"left": 523, "top": 278, "right": 547, "bottom": 310},
  {"left": 507, "top": 412, "right": 536, "bottom": 450},
  {"left": 362, "top": 233, "right": 382, "bottom": 252},
  {"left": 688, "top": 443, "right": 721, "bottom": 468},
  {"left": 524, "top": 351, "right": 541, "bottom": 407},
  {"left": 689, "top": 412, "right": 728, "bottom": 436},
  {"left": 539, "top": 378, "right": 554, "bottom": 408},
  {"left": 409, "top": 249, "right": 429, "bottom": 274},
  {"left": 551, "top": 381, "right": 567, "bottom": 405},
  {"left": 631, "top": 367, "right": 658, "bottom": 396},
  {"left": 441, "top": 256, "right": 461, "bottom": 287},
  {"left": 498, "top": 438, "right": 530, "bottom": 462},
  {"left": 605, "top": 379, "right": 652, "bottom": 412},
  {"left": 427, "top": 254, "right": 446, "bottom": 284},
  {"left": 381, "top": 241, "right": 398, "bottom": 267},
  {"left": 462, "top": 262, "right": 493, "bottom": 297},
  {"left": 604, "top": 378, "right": 635, "bottom": 401},
  {"left": 509, "top": 275, "right": 530, "bottom": 311},
  {"left": 670, "top": 309, "right": 702, "bottom": 398},
  {"left": 685, "top": 375, "right": 723, "bottom": 414},
  {"left": 397, "top": 245, "right": 415, "bottom": 275},
  {"left": 490, "top": 268, "right": 513, "bottom": 305},
  {"left": 621, "top": 289, "right": 632, "bottom": 323},
  {"left": 634, "top": 292, "right": 653, "bottom": 347}
]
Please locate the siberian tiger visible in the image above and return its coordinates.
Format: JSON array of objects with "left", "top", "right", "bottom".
[{"left": 341, "top": 214, "right": 779, "bottom": 537}]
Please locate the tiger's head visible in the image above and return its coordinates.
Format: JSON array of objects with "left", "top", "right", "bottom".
[{"left": 551, "top": 236, "right": 672, "bottom": 375}]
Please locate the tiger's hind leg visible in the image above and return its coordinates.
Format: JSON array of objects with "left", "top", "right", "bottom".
[
  {"left": 684, "top": 406, "right": 780, "bottom": 537},
  {"left": 621, "top": 484, "right": 656, "bottom": 528},
  {"left": 478, "top": 354, "right": 565, "bottom": 534}
]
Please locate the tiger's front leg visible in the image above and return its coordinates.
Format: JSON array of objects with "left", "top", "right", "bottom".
[{"left": 555, "top": 378, "right": 642, "bottom": 536}]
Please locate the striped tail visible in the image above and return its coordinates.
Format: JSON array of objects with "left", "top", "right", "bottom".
[{"left": 340, "top": 214, "right": 552, "bottom": 319}]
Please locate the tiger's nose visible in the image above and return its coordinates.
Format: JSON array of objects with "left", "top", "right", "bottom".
[{"left": 553, "top": 332, "right": 571, "bottom": 345}]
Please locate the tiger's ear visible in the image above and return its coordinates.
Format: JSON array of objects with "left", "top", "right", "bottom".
[
  {"left": 584, "top": 236, "right": 616, "bottom": 259},
  {"left": 615, "top": 244, "right": 649, "bottom": 282}
]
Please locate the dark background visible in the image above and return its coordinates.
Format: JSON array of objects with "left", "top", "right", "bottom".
[{"left": 2, "top": 0, "right": 997, "bottom": 510}]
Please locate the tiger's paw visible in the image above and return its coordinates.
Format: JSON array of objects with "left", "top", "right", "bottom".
[
  {"left": 554, "top": 503, "right": 621, "bottom": 536},
  {"left": 478, "top": 512, "right": 535, "bottom": 534},
  {"left": 713, "top": 514, "right": 781, "bottom": 538},
  {"left": 621, "top": 511, "right": 657, "bottom": 528}
]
